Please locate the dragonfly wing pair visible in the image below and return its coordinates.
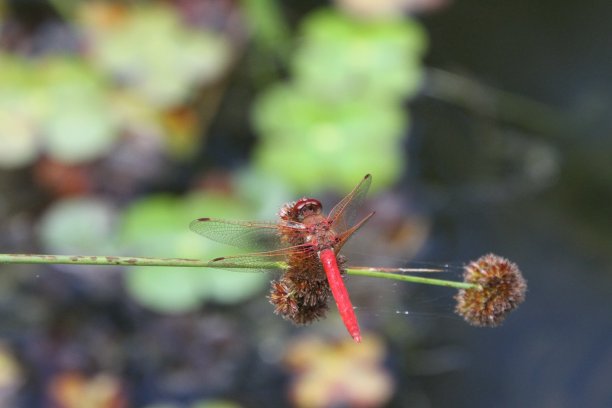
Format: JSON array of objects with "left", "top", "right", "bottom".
[{"left": 189, "top": 218, "right": 312, "bottom": 273}]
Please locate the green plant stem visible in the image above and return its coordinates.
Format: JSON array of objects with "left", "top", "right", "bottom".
[
  {"left": 425, "top": 68, "right": 569, "bottom": 135},
  {"left": 0, "top": 253, "right": 283, "bottom": 269},
  {"left": 0, "top": 253, "right": 481, "bottom": 291},
  {"left": 345, "top": 267, "right": 479, "bottom": 290},
  {"left": 241, "top": 0, "right": 291, "bottom": 61},
  {"left": 48, "top": 0, "right": 76, "bottom": 21}
]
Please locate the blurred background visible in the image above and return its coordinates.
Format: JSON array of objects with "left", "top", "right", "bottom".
[{"left": 1, "top": 0, "right": 611, "bottom": 407}]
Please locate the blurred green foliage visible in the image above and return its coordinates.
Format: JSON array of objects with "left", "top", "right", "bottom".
[
  {"left": 241, "top": 0, "right": 290, "bottom": 60},
  {"left": 0, "top": 54, "right": 118, "bottom": 167},
  {"left": 254, "top": 85, "right": 407, "bottom": 190},
  {"left": 83, "top": 3, "right": 231, "bottom": 108},
  {"left": 146, "top": 400, "right": 242, "bottom": 408},
  {"left": 0, "top": 2, "right": 231, "bottom": 168},
  {"left": 40, "top": 57, "right": 120, "bottom": 163},
  {"left": 190, "top": 400, "right": 243, "bottom": 408},
  {"left": 293, "top": 10, "right": 426, "bottom": 102},
  {"left": 252, "top": 9, "right": 427, "bottom": 192},
  {"left": 36, "top": 191, "right": 269, "bottom": 313},
  {"left": 119, "top": 193, "right": 268, "bottom": 313},
  {"left": 39, "top": 197, "right": 118, "bottom": 255}
]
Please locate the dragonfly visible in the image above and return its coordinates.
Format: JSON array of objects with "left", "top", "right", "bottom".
[{"left": 189, "top": 174, "right": 375, "bottom": 343}]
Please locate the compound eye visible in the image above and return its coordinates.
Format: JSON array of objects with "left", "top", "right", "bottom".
[{"left": 294, "top": 198, "right": 322, "bottom": 220}]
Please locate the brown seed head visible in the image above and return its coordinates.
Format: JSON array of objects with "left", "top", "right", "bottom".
[
  {"left": 455, "top": 253, "right": 527, "bottom": 327},
  {"left": 269, "top": 280, "right": 299, "bottom": 317},
  {"left": 268, "top": 275, "right": 330, "bottom": 325}
]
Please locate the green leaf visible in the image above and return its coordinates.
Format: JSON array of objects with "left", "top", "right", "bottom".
[
  {"left": 252, "top": 85, "right": 407, "bottom": 191},
  {"left": 38, "top": 197, "right": 118, "bottom": 254},
  {"left": 120, "top": 193, "right": 268, "bottom": 313},
  {"left": 125, "top": 267, "right": 204, "bottom": 314},
  {"left": 85, "top": 4, "right": 231, "bottom": 108},
  {"left": 198, "top": 269, "right": 269, "bottom": 305},
  {"left": 0, "top": 109, "right": 39, "bottom": 169},
  {"left": 0, "top": 54, "right": 40, "bottom": 168},
  {"left": 293, "top": 9, "right": 427, "bottom": 102},
  {"left": 37, "top": 58, "right": 119, "bottom": 163}
]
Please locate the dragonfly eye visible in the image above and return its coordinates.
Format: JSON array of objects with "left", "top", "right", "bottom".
[{"left": 294, "top": 198, "right": 322, "bottom": 221}]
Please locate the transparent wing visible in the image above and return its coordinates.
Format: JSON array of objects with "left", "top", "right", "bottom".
[
  {"left": 328, "top": 174, "right": 372, "bottom": 235},
  {"left": 189, "top": 218, "right": 289, "bottom": 251},
  {"left": 206, "top": 244, "right": 315, "bottom": 273},
  {"left": 334, "top": 211, "right": 375, "bottom": 252}
]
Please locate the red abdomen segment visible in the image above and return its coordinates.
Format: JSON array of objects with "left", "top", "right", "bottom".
[{"left": 319, "top": 248, "right": 361, "bottom": 343}]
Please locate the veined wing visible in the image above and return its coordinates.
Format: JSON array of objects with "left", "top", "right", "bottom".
[
  {"left": 190, "top": 218, "right": 295, "bottom": 251},
  {"left": 333, "top": 211, "right": 375, "bottom": 253},
  {"left": 206, "top": 244, "right": 315, "bottom": 273},
  {"left": 328, "top": 174, "right": 372, "bottom": 235}
]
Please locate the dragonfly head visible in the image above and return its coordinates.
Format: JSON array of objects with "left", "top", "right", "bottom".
[{"left": 293, "top": 198, "right": 322, "bottom": 221}]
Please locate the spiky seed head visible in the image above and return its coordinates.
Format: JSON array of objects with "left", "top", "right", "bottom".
[
  {"left": 268, "top": 276, "right": 330, "bottom": 325},
  {"left": 455, "top": 253, "right": 527, "bottom": 327},
  {"left": 269, "top": 280, "right": 299, "bottom": 317}
]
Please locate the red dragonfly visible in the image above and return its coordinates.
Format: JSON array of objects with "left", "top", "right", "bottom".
[{"left": 189, "top": 174, "right": 374, "bottom": 342}]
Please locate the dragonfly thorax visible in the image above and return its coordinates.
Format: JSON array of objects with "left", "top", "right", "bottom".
[{"left": 302, "top": 215, "right": 337, "bottom": 250}]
